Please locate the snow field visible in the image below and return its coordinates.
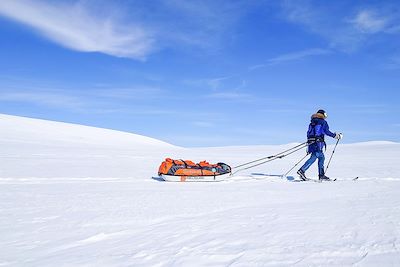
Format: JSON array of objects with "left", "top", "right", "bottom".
[
  {"left": 1, "top": 114, "right": 400, "bottom": 266},
  {"left": 2, "top": 179, "right": 400, "bottom": 266}
]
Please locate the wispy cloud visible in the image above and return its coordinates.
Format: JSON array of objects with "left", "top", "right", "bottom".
[
  {"left": 183, "top": 75, "right": 248, "bottom": 96},
  {"left": 279, "top": 1, "right": 359, "bottom": 51},
  {"left": 184, "top": 76, "right": 234, "bottom": 91},
  {"left": 0, "top": 90, "right": 85, "bottom": 110},
  {"left": 0, "top": 85, "right": 218, "bottom": 117},
  {"left": 106, "top": 108, "right": 179, "bottom": 116},
  {"left": 250, "top": 48, "right": 330, "bottom": 70},
  {"left": 0, "top": 85, "right": 171, "bottom": 113},
  {"left": 0, "top": 0, "right": 154, "bottom": 59},
  {"left": 0, "top": 1, "right": 258, "bottom": 58},
  {"left": 93, "top": 87, "right": 165, "bottom": 100},
  {"left": 351, "top": 10, "right": 388, "bottom": 33},
  {"left": 279, "top": 1, "right": 400, "bottom": 52},
  {"left": 156, "top": 0, "right": 254, "bottom": 49},
  {"left": 206, "top": 91, "right": 253, "bottom": 101},
  {"left": 269, "top": 48, "right": 331, "bottom": 64},
  {"left": 207, "top": 77, "right": 233, "bottom": 90}
]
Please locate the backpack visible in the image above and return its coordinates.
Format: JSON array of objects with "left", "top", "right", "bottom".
[
  {"left": 307, "top": 121, "right": 326, "bottom": 151},
  {"left": 307, "top": 121, "right": 324, "bottom": 140}
]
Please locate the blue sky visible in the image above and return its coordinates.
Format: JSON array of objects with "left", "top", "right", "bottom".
[{"left": 0, "top": 0, "right": 399, "bottom": 147}]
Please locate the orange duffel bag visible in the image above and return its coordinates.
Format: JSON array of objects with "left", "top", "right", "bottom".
[{"left": 158, "top": 158, "right": 231, "bottom": 176}]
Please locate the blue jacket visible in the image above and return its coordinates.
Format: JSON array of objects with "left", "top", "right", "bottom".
[{"left": 307, "top": 113, "right": 335, "bottom": 153}]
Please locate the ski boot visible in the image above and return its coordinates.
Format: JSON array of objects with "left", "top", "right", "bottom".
[
  {"left": 297, "top": 169, "right": 308, "bottom": 181},
  {"left": 318, "top": 174, "right": 331, "bottom": 181}
]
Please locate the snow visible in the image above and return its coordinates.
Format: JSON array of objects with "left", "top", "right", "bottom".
[{"left": 1, "top": 114, "right": 400, "bottom": 266}]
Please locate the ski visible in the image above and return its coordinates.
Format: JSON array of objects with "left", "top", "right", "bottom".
[
  {"left": 296, "top": 176, "right": 359, "bottom": 182},
  {"left": 249, "top": 172, "right": 359, "bottom": 182},
  {"left": 251, "top": 173, "right": 283, "bottom": 178},
  {"left": 296, "top": 177, "right": 322, "bottom": 183}
]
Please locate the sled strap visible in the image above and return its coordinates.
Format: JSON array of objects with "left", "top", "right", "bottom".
[
  {"left": 232, "top": 142, "right": 312, "bottom": 175},
  {"left": 180, "top": 159, "right": 187, "bottom": 168},
  {"left": 233, "top": 141, "right": 310, "bottom": 169}
]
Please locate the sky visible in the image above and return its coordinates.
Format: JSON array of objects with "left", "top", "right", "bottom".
[{"left": 0, "top": 0, "right": 399, "bottom": 147}]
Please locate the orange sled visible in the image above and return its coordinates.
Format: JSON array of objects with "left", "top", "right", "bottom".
[{"left": 158, "top": 158, "right": 232, "bottom": 182}]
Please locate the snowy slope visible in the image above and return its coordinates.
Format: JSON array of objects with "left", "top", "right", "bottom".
[
  {"left": 1, "top": 114, "right": 400, "bottom": 266},
  {"left": 0, "top": 114, "right": 181, "bottom": 178}
]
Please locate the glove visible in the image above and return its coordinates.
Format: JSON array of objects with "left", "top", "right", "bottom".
[{"left": 334, "top": 133, "right": 343, "bottom": 140}]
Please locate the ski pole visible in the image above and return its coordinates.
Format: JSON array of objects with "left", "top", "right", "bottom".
[
  {"left": 283, "top": 153, "right": 309, "bottom": 177},
  {"left": 325, "top": 138, "right": 340, "bottom": 175}
]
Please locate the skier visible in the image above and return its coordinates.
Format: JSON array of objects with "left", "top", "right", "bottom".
[{"left": 297, "top": 109, "right": 343, "bottom": 181}]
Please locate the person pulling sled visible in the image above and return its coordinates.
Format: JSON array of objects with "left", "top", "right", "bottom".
[{"left": 297, "top": 109, "right": 343, "bottom": 181}]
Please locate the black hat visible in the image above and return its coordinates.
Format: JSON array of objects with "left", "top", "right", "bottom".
[{"left": 317, "top": 109, "right": 328, "bottom": 118}]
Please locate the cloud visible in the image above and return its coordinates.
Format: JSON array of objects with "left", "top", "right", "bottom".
[
  {"left": 93, "top": 87, "right": 165, "bottom": 100},
  {"left": 109, "top": 108, "right": 179, "bottom": 116},
  {"left": 0, "top": 87, "right": 179, "bottom": 116},
  {"left": 279, "top": 2, "right": 360, "bottom": 51},
  {"left": 184, "top": 76, "right": 234, "bottom": 91},
  {"left": 183, "top": 75, "right": 248, "bottom": 96},
  {"left": 0, "top": 0, "right": 257, "bottom": 58},
  {"left": 351, "top": 10, "right": 388, "bottom": 33},
  {"left": 0, "top": 90, "right": 85, "bottom": 110},
  {"left": 0, "top": 0, "right": 154, "bottom": 59},
  {"left": 206, "top": 77, "right": 233, "bottom": 90},
  {"left": 250, "top": 48, "right": 330, "bottom": 70},
  {"left": 269, "top": 48, "right": 331, "bottom": 64},
  {"left": 156, "top": 0, "right": 253, "bottom": 49},
  {"left": 278, "top": 1, "right": 400, "bottom": 52},
  {"left": 206, "top": 92, "right": 252, "bottom": 101}
]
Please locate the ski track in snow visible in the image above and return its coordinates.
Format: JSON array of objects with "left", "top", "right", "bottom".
[{"left": 1, "top": 114, "right": 400, "bottom": 266}]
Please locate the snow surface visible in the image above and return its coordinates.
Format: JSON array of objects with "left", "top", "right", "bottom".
[{"left": 1, "top": 114, "right": 400, "bottom": 266}]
